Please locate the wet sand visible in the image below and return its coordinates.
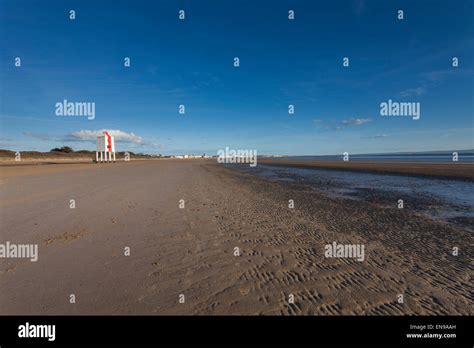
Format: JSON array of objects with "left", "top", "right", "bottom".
[
  {"left": 258, "top": 159, "right": 474, "bottom": 181},
  {"left": 0, "top": 160, "right": 472, "bottom": 315}
]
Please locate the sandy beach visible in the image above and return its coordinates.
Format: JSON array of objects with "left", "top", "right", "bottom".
[{"left": 0, "top": 160, "right": 472, "bottom": 315}]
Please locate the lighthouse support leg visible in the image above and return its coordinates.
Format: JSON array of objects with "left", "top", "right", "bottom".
[{"left": 95, "top": 152, "right": 99, "bottom": 163}]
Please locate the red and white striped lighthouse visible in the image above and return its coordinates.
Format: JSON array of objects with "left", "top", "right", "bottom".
[{"left": 96, "top": 131, "right": 116, "bottom": 163}]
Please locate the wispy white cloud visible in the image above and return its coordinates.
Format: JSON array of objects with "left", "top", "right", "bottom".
[
  {"left": 21, "top": 129, "right": 163, "bottom": 149},
  {"left": 313, "top": 117, "right": 373, "bottom": 130},
  {"left": 399, "top": 86, "right": 426, "bottom": 97},
  {"left": 67, "top": 129, "right": 143, "bottom": 143},
  {"left": 22, "top": 131, "right": 55, "bottom": 141},
  {"left": 420, "top": 68, "right": 472, "bottom": 82},
  {"left": 353, "top": 0, "right": 366, "bottom": 16},
  {"left": 361, "top": 134, "right": 388, "bottom": 139},
  {"left": 399, "top": 68, "right": 474, "bottom": 97},
  {"left": 66, "top": 129, "right": 163, "bottom": 149},
  {"left": 340, "top": 118, "right": 372, "bottom": 126}
]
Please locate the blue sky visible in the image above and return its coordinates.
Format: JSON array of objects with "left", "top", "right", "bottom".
[{"left": 1, "top": 0, "right": 473, "bottom": 155}]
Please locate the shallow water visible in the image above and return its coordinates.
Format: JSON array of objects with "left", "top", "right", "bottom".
[
  {"left": 229, "top": 164, "right": 474, "bottom": 224},
  {"left": 268, "top": 154, "right": 474, "bottom": 162}
]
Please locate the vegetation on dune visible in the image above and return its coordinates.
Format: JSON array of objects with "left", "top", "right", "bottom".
[
  {"left": 50, "top": 146, "right": 74, "bottom": 153},
  {"left": 0, "top": 147, "right": 164, "bottom": 160}
]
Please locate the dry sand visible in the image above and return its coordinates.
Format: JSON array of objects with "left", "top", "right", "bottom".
[{"left": 0, "top": 160, "right": 472, "bottom": 315}]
